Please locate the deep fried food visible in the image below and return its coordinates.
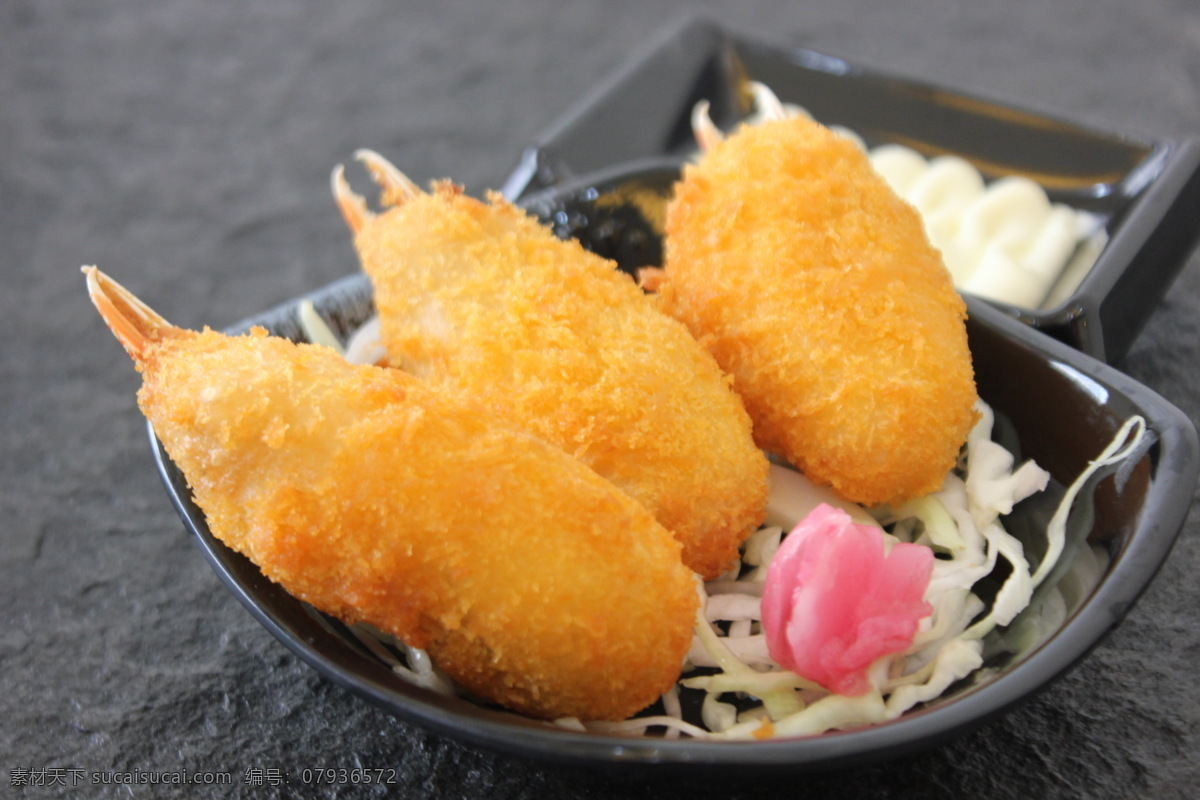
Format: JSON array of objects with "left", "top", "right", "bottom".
[
  {"left": 84, "top": 266, "right": 697, "bottom": 721},
  {"left": 332, "top": 153, "right": 769, "bottom": 579},
  {"left": 657, "top": 114, "right": 978, "bottom": 508}
]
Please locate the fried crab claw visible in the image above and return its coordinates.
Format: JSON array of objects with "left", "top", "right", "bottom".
[
  {"left": 691, "top": 81, "right": 791, "bottom": 152},
  {"left": 331, "top": 149, "right": 421, "bottom": 233},
  {"left": 82, "top": 265, "right": 182, "bottom": 363}
]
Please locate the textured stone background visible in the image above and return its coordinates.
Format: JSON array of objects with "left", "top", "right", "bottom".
[{"left": 3, "top": 1, "right": 1199, "bottom": 798}]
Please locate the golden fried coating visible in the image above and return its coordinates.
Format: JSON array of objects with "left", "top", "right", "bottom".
[
  {"left": 659, "top": 117, "right": 979, "bottom": 508},
  {"left": 338, "top": 168, "right": 768, "bottom": 579},
  {"left": 85, "top": 267, "right": 697, "bottom": 721}
]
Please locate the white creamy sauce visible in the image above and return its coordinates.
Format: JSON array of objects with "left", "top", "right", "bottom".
[{"left": 868, "top": 144, "right": 1105, "bottom": 309}]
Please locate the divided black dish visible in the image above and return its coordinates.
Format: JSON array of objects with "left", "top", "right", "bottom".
[
  {"left": 149, "top": 172, "right": 1198, "bottom": 772},
  {"left": 501, "top": 16, "right": 1200, "bottom": 364}
]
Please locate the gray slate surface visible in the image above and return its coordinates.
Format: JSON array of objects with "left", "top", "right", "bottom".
[{"left": 3, "top": 1, "right": 1199, "bottom": 798}]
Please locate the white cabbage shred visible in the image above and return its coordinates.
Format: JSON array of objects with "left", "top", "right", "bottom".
[{"left": 566, "top": 399, "right": 1147, "bottom": 740}]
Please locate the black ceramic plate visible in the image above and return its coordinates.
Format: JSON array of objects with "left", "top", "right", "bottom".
[
  {"left": 501, "top": 16, "right": 1200, "bottom": 365},
  {"left": 148, "top": 176, "right": 1198, "bottom": 773}
]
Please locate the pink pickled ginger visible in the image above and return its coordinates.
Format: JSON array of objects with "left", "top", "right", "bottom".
[{"left": 761, "top": 504, "right": 934, "bottom": 696}]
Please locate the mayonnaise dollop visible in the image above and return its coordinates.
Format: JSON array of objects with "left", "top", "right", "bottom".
[{"left": 868, "top": 145, "right": 1105, "bottom": 309}]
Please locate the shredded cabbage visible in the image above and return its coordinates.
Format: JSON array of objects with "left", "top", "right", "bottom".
[
  {"left": 564, "top": 399, "right": 1147, "bottom": 740},
  {"left": 297, "top": 300, "right": 343, "bottom": 352}
]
